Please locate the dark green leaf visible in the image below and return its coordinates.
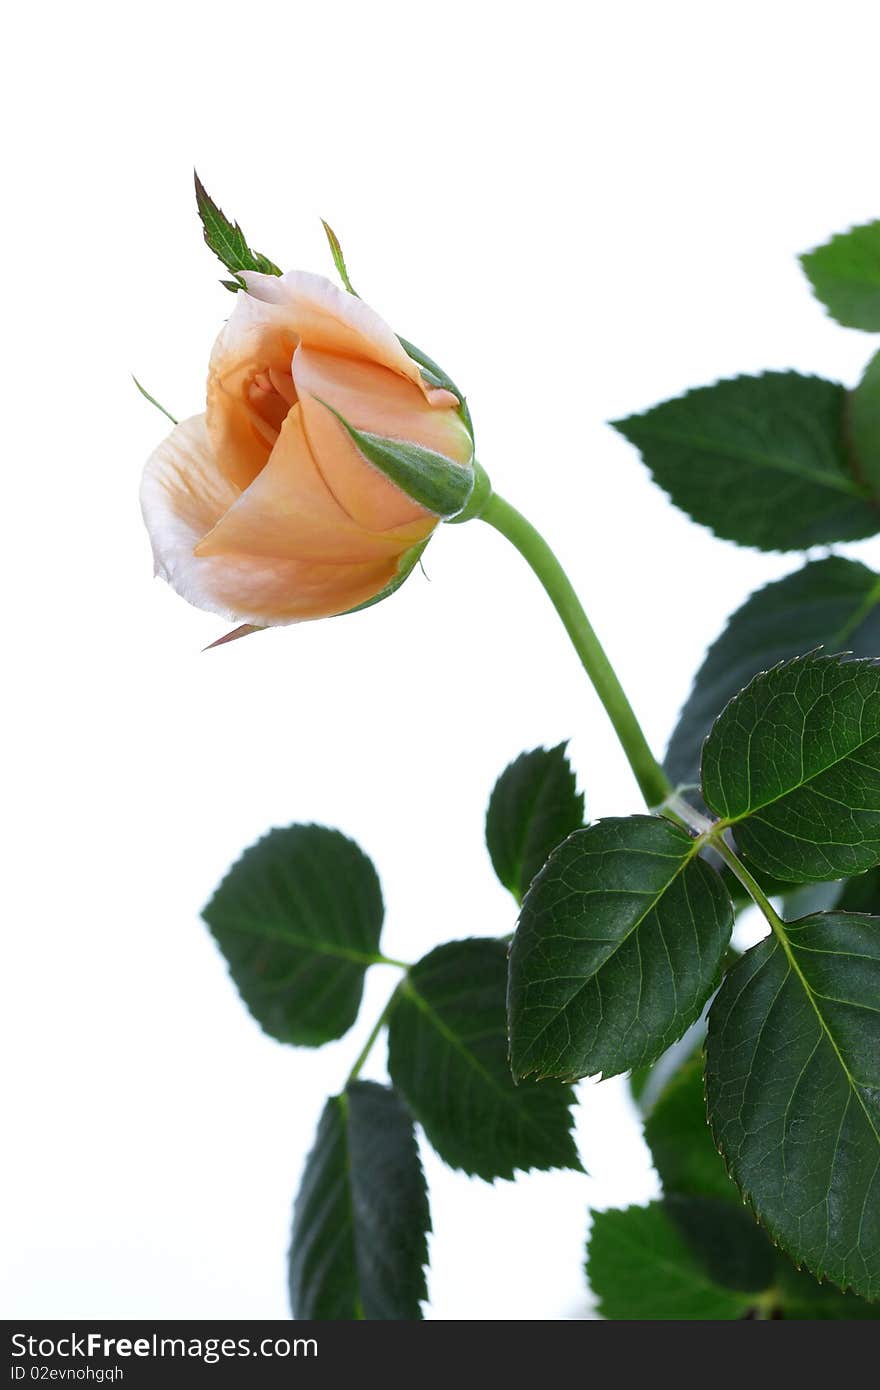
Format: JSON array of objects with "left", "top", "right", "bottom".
[
  {"left": 838, "top": 866, "right": 880, "bottom": 913},
  {"left": 318, "top": 398, "right": 473, "bottom": 517},
  {"left": 644, "top": 1054, "right": 737, "bottom": 1204},
  {"left": 706, "top": 912, "right": 880, "bottom": 1299},
  {"left": 776, "top": 1262, "right": 880, "bottom": 1319},
  {"left": 666, "top": 557, "right": 880, "bottom": 791},
  {"left": 850, "top": 348, "right": 880, "bottom": 497},
  {"left": 614, "top": 373, "right": 877, "bottom": 551},
  {"left": 702, "top": 653, "right": 880, "bottom": 882},
  {"left": 586, "top": 1203, "right": 758, "bottom": 1319},
  {"left": 801, "top": 220, "right": 880, "bottom": 330},
  {"left": 485, "top": 744, "right": 585, "bottom": 903},
  {"left": 289, "top": 1082, "right": 430, "bottom": 1319},
  {"left": 194, "top": 172, "right": 281, "bottom": 286},
  {"left": 508, "top": 816, "right": 733, "bottom": 1082},
  {"left": 387, "top": 938, "right": 580, "bottom": 1180},
  {"left": 202, "top": 825, "right": 384, "bottom": 1045},
  {"left": 664, "top": 1194, "right": 776, "bottom": 1294}
]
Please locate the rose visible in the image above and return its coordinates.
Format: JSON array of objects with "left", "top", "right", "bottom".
[{"left": 140, "top": 271, "right": 474, "bottom": 630}]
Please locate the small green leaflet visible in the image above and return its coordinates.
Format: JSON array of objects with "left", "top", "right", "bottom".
[
  {"left": 614, "top": 372, "right": 878, "bottom": 551},
  {"left": 485, "top": 743, "right": 585, "bottom": 903},
  {"left": 508, "top": 816, "right": 733, "bottom": 1082},
  {"left": 701, "top": 653, "right": 880, "bottom": 882},
  {"left": 586, "top": 1203, "right": 760, "bottom": 1320},
  {"left": 194, "top": 172, "right": 281, "bottom": 289},
  {"left": 706, "top": 912, "right": 880, "bottom": 1300},
  {"left": 202, "top": 825, "right": 384, "bottom": 1046},
  {"left": 801, "top": 220, "right": 880, "bottom": 330},
  {"left": 321, "top": 219, "right": 358, "bottom": 295},
  {"left": 387, "top": 939, "right": 580, "bottom": 1181},
  {"left": 288, "top": 1082, "right": 430, "bottom": 1319},
  {"left": 666, "top": 556, "right": 880, "bottom": 791},
  {"left": 318, "top": 398, "right": 473, "bottom": 517}
]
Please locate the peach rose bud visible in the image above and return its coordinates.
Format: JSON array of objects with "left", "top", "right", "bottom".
[{"left": 140, "top": 268, "right": 475, "bottom": 630}]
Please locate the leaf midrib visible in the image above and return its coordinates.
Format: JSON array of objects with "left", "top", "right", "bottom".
[
  {"left": 210, "top": 916, "right": 380, "bottom": 966},
  {"left": 516, "top": 840, "right": 700, "bottom": 1072},
  {"left": 403, "top": 976, "right": 557, "bottom": 1135},
  {"left": 632, "top": 424, "right": 867, "bottom": 499}
]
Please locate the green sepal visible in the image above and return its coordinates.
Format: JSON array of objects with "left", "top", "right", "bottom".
[
  {"left": 341, "top": 539, "right": 430, "bottom": 618},
  {"left": 317, "top": 398, "right": 474, "bottom": 518},
  {"left": 321, "top": 219, "right": 358, "bottom": 295}
]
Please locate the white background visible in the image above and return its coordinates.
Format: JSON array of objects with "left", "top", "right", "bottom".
[{"left": 4, "top": 0, "right": 880, "bottom": 1320}]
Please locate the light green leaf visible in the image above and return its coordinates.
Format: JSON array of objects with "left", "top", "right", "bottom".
[
  {"left": 706, "top": 912, "right": 880, "bottom": 1299},
  {"left": 586, "top": 1203, "right": 759, "bottom": 1319},
  {"left": 194, "top": 172, "right": 281, "bottom": 287},
  {"left": 508, "top": 816, "right": 733, "bottom": 1082},
  {"left": 666, "top": 557, "right": 880, "bottom": 793},
  {"left": 485, "top": 744, "right": 585, "bottom": 904},
  {"left": 614, "top": 373, "right": 877, "bottom": 551},
  {"left": 702, "top": 653, "right": 880, "bottom": 882},
  {"left": 801, "top": 220, "right": 880, "bottom": 330},
  {"left": 387, "top": 938, "right": 580, "bottom": 1181},
  {"left": 289, "top": 1082, "right": 430, "bottom": 1319},
  {"left": 202, "top": 825, "right": 384, "bottom": 1045}
]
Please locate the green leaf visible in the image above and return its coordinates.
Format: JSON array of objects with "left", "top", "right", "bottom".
[
  {"left": 318, "top": 398, "right": 474, "bottom": 517},
  {"left": 387, "top": 938, "right": 580, "bottom": 1181},
  {"left": 485, "top": 744, "right": 585, "bottom": 904},
  {"left": 776, "top": 1262, "right": 880, "bottom": 1319},
  {"left": 614, "top": 373, "right": 877, "bottom": 551},
  {"left": 664, "top": 1194, "right": 776, "bottom": 1295},
  {"left": 838, "top": 866, "right": 880, "bottom": 913},
  {"left": 586, "top": 1203, "right": 759, "bottom": 1319},
  {"left": 644, "top": 1054, "right": 737, "bottom": 1204},
  {"left": 706, "top": 912, "right": 880, "bottom": 1299},
  {"left": 850, "top": 348, "right": 880, "bottom": 498},
  {"left": 702, "top": 653, "right": 880, "bottom": 883},
  {"left": 202, "top": 825, "right": 384, "bottom": 1046},
  {"left": 289, "top": 1082, "right": 430, "bottom": 1319},
  {"left": 666, "top": 557, "right": 880, "bottom": 792},
  {"left": 194, "top": 172, "right": 281, "bottom": 287},
  {"left": 801, "top": 220, "right": 880, "bottom": 330},
  {"left": 508, "top": 816, "right": 733, "bottom": 1082}
]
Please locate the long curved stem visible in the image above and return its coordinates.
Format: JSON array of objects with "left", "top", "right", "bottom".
[{"left": 479, "top": 492, "right": 672, "bottom": 809}]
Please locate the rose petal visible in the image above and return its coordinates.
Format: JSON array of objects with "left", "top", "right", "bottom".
[
  {"left": 141, "top": 414, "right": 410, "bottom": 625},
  {"left": 195, "top": 404, "right": 434, "bottom": 563},
  {"left": 293, "top": 345, "right": 473, "bottom": 531},
  {"left": 238, "top": 269, "right": 452, "bottom": 403}
]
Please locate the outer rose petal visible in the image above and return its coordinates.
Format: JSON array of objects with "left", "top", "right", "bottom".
[
  {"left": 238, "top": 269, "right": 457, "bottom": 404},
  {"left": 140, "top": 415, "right": 409, "bottom": 625},
  {"left": 194, "top": 404, "right": 435, "bottom": 563},
  {"left": 294, "top": 345, "right": 474, "bottom": 531}
]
